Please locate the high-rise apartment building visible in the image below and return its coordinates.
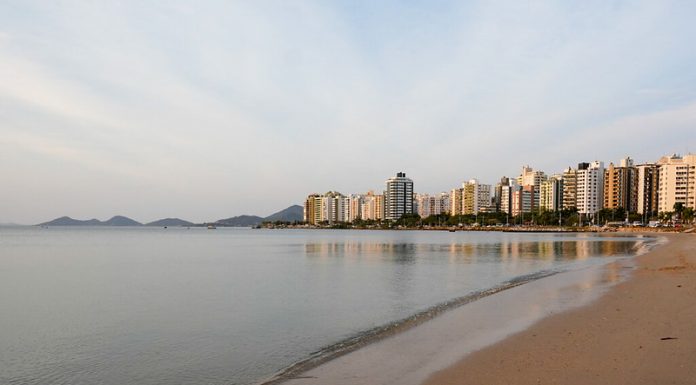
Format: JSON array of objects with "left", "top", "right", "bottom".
[
  {"left": 562, "top": 167, "right": 578, "bottom": 210},
  {"left": 462, "top": 182, "right": 477, "bottom": 214},
  {"left": 576, "top": 161, "right": 604, "bottom": 216},
  {"left": 321, "top": 191, "right": 346, "bottom": 223},
  {"left": 499, "top": 179, "right": 520, "bottom": 216},
  {"left": 657, "top": 154, "right": 696, "bottom": 212},
  {"left": 451, "top": 179, "right": 491, "bottom": 215},
  {"left": 517, "top": 166, "right": 547, "bottom": 211},
  {"left": 438, "top": 192, "right": 451, "bottom": 215},
  {"left": 303, "top": 191, "right": 348, "bottom": 224},
  {"left": 463, "top": 179, "right": 492, "bottom": 214},
  {"left": 345, "top": 194, "right": 363, "bottom": 222},
  {"left": 511, "top": 185, "right": 534, "bottom": 216},
  {"left": 385, "top": 172, "right": 414, "bottom": 220},
  {"left": 636, "top": 163, "right": 659, "bottom": 216},
  {"left": 375, "top": 193, "right": 385, "bottom": 220},
  {"left": 414, "top": 193, "right": 430, "bottom": 218},
  {"left": 450, "top": 188, "right": 463, "bottom": 216},
  {"left": 603, "top": 157, "right": 638, "bottom": 212},
  {"left": 539, "top": 174, "right": 563, "bottom": 211},
  {"left": 304, "top": 194, "right": 322, "bottom": 224},
  {"left": 360, "top": 191, "right": 384, "bottom": 221},
  {"left": 476, "top": 182, "right": 492, "bottom": 213},
  {"left": 494, "top": 176, "right": 511, "bottom": 212},
  {"left": 415, "top": 192, "right": 450, "bottom": 218}
]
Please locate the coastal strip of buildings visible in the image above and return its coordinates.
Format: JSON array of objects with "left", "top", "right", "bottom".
[{"left": 303, "top": 154, "right": 696, "bottom": 225}]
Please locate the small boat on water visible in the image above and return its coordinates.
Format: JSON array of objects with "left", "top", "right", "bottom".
[{"left": 207, "top": 224, "right": 217, "bottom": 230}]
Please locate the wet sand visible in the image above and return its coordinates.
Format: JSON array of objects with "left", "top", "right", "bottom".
[
  {"left": 274, "top": 235, "right": 658, "bottom": 385},
  {"left": 424, "top": 233, "right": 696, "bottom": 385}
]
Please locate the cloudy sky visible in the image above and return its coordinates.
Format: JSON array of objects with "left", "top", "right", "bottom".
[{"left": 1, "top": 1, "right": 695, "bottom": 224}]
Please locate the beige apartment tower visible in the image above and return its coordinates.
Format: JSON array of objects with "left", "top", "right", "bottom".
[
  {"left": 562, "top": 167, "right": 578, "bottom": 210},
  {"left": 603, "top": 157, "right": 638, "bottom": 212},
  {"left": 657, "top": 154, "right": 696, "bottom": 212}
]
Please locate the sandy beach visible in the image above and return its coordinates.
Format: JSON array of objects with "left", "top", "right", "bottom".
[{"left": 424, "top": 233, "right": 696, "bottom": 385}]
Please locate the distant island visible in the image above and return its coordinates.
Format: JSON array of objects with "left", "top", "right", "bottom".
[
  {"left": 41, "top": 215, "right": 143, "bottom": 226},
  {"left": 37, "top": 205, "right": 304, "bottom": 227},
  {"left": 145, "top": 218, "right": 195, "bottom": 227}
]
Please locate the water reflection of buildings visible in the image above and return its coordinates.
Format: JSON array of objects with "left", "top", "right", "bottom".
[
  {"left": 497, "top": 239, "right": 637, "bottom": 261},
  {"left": 304, "top": 242, "right": 419, "bottom": 263},
  {"left": 304, "top": 238, "right": 640, "bottom": 262}
]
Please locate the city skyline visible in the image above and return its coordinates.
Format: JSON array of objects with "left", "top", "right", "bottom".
[
  {"left": 304, "top": 152, "right": 695, "bottom": 225},
  {"left": 2, "top": 1, "right": 696, "bottom": 224}
]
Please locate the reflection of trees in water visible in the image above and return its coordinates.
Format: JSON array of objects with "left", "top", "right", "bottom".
[{"left": 304, "top": 239, "right": 641, "bottom": 262}]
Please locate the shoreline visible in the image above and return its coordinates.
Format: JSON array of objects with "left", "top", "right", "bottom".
[
  {"left": 423, "top": 232, "right": 696, "bottom": 385},
  {"left": 257, "top": 270, "right": 562, "bottom": 385},
  {"left": 259, "top": 224, "right": 693, "bottom": 234},
  {"left": 263, "top": 233, "right": 662, "bottom": 385}
]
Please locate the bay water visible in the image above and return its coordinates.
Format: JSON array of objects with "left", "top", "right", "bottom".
[{"left": 0, "top": 227, "right": 653, "bottom": 385}]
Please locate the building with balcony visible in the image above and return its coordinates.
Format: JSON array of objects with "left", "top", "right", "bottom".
[
  {"left": 576, "top": 161, "right": 604, "bottom": 216},
  {"left": 657, "top": 154, "right": 696, "bottom": 213},
  {"left": 385, "top": 172, "right": 414, "bottom": 220},
  {"left": 603, "top": 157, "right": 638, "bottom": 212}
]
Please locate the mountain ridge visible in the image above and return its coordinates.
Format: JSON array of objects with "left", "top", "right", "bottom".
[
  {"left": 40, "top": 216, "right": 143, "bottom": 226},
  {"left": 145, "top": 218, "right": 195, "bottom": 227},
  {"left": 38, "top": 205, "right": 303, "bottom": 227}
]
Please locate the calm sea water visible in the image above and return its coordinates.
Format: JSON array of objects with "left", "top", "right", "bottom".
[{"left": 0, "top": 227, "right": 653, "bottom": 385}]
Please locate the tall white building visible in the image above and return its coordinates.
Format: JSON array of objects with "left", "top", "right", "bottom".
[
  {"left": 657, "top": 154, "right": 696, "bottom": 212},
  {"left": 576, "top": 161, "right": 604, "bottom": 216},
  {"left": 320, "top": 191, "right": 347, "bottom": 223},
  {"left": 385, "top": 172, "right": 414, "bottom": 220}
]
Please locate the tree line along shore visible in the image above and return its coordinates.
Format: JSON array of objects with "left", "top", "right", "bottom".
[{"left": 260, "top": 207, "right": 695, "bottom": 233}]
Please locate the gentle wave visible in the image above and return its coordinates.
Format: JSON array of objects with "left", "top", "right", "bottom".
[{"left": 258, "top": 268, "right": 563, "bottom": 385}]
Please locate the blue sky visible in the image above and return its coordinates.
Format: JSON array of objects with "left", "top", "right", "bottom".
[{"left": 1, "top": 1, "right": 695, "bottom": 224}]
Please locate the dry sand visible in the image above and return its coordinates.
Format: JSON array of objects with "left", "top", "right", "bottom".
[{"left": 423, "top": 233, "right": 696, "bottom": 385}]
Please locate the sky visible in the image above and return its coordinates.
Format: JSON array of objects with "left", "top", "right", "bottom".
[{"left": 1, "top": 1, "right": 696, "bottom": 224}]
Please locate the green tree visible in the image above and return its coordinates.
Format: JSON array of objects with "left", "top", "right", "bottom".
[
  {"left": 682, "top": 207, "right": 694, "bottom": 224},
  {"left": 422, "top": 214, "right": 450, "bottom": 226},
  {"left": 396, "top": 213, "right": 421, "bottom": 227},
  {"left": 673, "top": 202, "right": 685, "bottom": 221}
]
